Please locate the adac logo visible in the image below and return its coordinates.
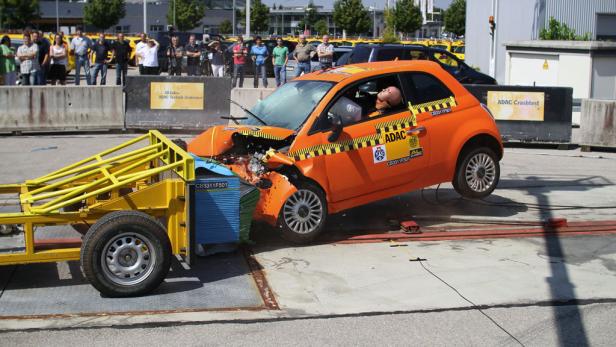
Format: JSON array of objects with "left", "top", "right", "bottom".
[{"left": 372, "top": 145, "right": 387, "bottom": 163}]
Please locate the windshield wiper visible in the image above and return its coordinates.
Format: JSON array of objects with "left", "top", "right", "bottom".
[
  {"left": 220, "top": 116, "right": 248, "bottom": 125},
  {"left": 229, "top": 99, "right": 268, "bottom": 126}
]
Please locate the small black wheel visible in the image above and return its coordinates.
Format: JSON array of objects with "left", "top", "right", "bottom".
[
  {"left": 278, "top": 181, "right": 327, "bottom": 245},
  {"left": 80, "top": 211, "right": 172, "bottom": 297},
  {"left": 453, "top": 147, "right": 500, "bottom": 199}
]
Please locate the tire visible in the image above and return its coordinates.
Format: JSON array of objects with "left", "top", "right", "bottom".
[
  {"left": 278, "top": 181, "right": 327, "bottom": 245},
  {"left": 453, "top": 147, "right": 500, "bottom": 199},
  {"left": 80, "top": 211, "right": 172, "bottom": 297}
]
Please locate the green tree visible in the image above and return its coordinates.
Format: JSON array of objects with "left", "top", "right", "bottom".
[
  {"left": 84, "top": 0, "right": 126, "bottom": 31},
  {"left": 444, "top": 0, "right": 465, "bottom": 36},
  {"left": 0, "top": 0, "right": 40, "bottom": 29},
  {"left": 393, "top": 0, "right": 423, "bottom": 35},
  {"left": 167, "top": 0, "right": 205, "bottom": 31},
  {"left": 250, "top": 0, "right": 270, "bottom": 33},
  {"left": 219, "top": 19, "right": 232, "bottom": 34},
  {"left": 314, "top": 19, "right": 329, "bottom": 35},
  {"left": 539, "top": 17, "right": 590, "bottom": 40},
  {"left": 381, "top": 8, "right": 399, "bottom": 43},
  {"left": 298, "top": 0, "right": 319, "bottom": 32},
  {"left": 332, "top": 0, "right": 370, "bottom": 36}
]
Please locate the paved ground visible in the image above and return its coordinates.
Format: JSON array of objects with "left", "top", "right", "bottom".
[{"left": 0, "top": 134, "right": 615, "bottom": 345}]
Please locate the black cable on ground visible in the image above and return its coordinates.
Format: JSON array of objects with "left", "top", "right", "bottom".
[{"left": 416, "top": 260, "right": 526, "bottom": 347}]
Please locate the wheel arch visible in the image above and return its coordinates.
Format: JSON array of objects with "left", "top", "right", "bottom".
[{"left": 454, "top": 133, "right": 503, "bottom": 174}]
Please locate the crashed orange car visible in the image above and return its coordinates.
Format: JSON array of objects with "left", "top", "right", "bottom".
[{"left": 189, "top": 61, "right": 503, "bottom": 243}]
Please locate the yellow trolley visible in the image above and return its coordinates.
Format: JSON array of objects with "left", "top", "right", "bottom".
[{"left": 0, "top": 131, "right": 195, "bottom": 297}]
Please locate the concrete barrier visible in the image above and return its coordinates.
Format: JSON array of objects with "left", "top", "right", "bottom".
[
  {"left": 0, "top": 86, "right": 123, "bottom": 132},
  {"left": 579, "top": 99, "right": 616, "bottom": 148},
  {"left": 230, "top": 88, "right": 275, "bottom": 118}
]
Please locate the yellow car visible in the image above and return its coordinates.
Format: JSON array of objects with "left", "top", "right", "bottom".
[{"left": 452, "top": 44, "right": 465, "bottom": 61}]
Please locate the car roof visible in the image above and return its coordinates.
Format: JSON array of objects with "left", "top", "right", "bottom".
[{"left": 296, "top": 60, "right": 445, "bottom": 83}]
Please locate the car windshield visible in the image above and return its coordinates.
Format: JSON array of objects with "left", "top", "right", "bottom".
[
  {"left": 454, "top": 46, "right": 465, "bottom": 53},
  {"left": 241, "top": 80, "right": 334, "bottom": 130}
]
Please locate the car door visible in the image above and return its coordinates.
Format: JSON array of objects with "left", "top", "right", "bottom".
[{"left": 313, "top": 74, "right": 432, "bottom": 203}]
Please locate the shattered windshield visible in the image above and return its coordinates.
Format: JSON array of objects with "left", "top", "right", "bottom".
[{"left": 241, "top": 80, "right": 334, "bottom": 130}]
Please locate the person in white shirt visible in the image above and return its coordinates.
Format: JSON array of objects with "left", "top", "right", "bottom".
[
  {"left": 16, "top": 32, "right": 39, "bottom": 86},
  {"left": 141, "top": 39, "right": 159, "bottom": 75},
  {"left": 135, "top": 33, "right": 149, "bottom": 75}
]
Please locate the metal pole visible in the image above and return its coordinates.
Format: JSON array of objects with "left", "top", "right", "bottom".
[
  {"left": 232, "top": 0, "right": 236, "bottom": 36},
  {"left": 55, "top": 0, "right": 60, "bottom": 33},
  {"left": 173, "top": 0, "right": 176, "bottom": 28},
  {"left": 373, "top": 4, "right": 376, "bottom": 39},
  {"left": 245, "top": 0, "right": 251, "bottom": 37},
  {"left": 143, "top": 0, "right": 147, "bottom": 34}
]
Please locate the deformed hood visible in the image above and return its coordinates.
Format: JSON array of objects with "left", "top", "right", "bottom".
[{"left": 188, "top": 125, "right": 295, "bottom": 157}]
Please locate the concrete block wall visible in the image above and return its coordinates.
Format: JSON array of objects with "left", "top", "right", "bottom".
[
  {"left": 230, "top": 88, "right": 276, "bottom": 118},
  {"left": 0, "top": 86, "right": 124, "bottom": 132},
  {"left": 579, "top": 99, "right": 616, "bottom": 148}
]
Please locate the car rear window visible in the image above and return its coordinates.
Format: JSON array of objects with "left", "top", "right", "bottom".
[
  {"left": 349, "top": 46, "right": 371, "bottom": 64},
  {"left": 401, "top": 72, "right": 454, "bottom": 105},
  {"left": 375, "top": 48, "right": 405, "bottom": 61}
]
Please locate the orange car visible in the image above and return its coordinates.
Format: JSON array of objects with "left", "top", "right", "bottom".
[{"left": 189, "top": 61, "right": 503, "bottom": 243}]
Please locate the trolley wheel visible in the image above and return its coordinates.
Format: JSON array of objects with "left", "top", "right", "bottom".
[
  {"left": 80, "top": 211, "right": 172, "bottom": 297},
  {"left": 277, "top": 181, "right": 327, "bottom": 245}
]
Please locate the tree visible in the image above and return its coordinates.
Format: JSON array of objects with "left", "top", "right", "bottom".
[
  {"left": 382, "top": 8, "right": 399, "bottom": 43},
  {"left": 444, "top": 0, "right": 465, "bottom": 36},
  {"left": 167, "top": 0, "right": 205, "bottom": 31},
  {"left": 0, "top": 0, "right": 40, "bottom": 29},
  {"left": 393, "top": 0, "right": 423, "bottom": 35},
  {"left": 250, "top": 0, "right": 270, "bottom": 33},
  {"left": 539, "top": 17, "right": 590, "bottom": 40},
  {"left": 219, "top": 19, "right": 232, "bottom": 34},
  {"left": 298, "top": 0, "right": 319, "bottom": 32},
  {"left": 332, "top": 0, "right": 371, "bottom": 36},
  {"left": 84, "top": 0, "right": 126, "bottom": 31},
  {"left": 314, "top": 19, "right": 328, "bottom": 35}
]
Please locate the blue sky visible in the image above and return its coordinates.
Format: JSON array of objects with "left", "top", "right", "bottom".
[{"left": 260, "top": 0, "right": 453, "bottom": 10}]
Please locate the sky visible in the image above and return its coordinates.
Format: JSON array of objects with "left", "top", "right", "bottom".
[{"left": 260, "top": 0, "right": 454, "bottom": 10}]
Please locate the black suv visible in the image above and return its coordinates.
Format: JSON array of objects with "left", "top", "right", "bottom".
[{"left": 337, "top": 44, "right": 496, "bottom": 85}]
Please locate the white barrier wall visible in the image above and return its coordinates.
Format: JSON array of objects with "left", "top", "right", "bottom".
[
  {"left": 579, "top": 99, "right": 616, "bottom": 148},
  {"left": 0, "top": 86, "right": 124, "bottom": 132},
  {"left": 229, "top": 88, "right": 275, "bottom": 118}
]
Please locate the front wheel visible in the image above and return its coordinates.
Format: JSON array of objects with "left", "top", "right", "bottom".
[
  {"left": 278, "top": 182, "right": 327, "bottom": 245},
  {"left": 80, "top": 211, "right": 171, "bottom": 297},
  {"left": 453, "top": 147, "right": 500, "bottom": 199}
]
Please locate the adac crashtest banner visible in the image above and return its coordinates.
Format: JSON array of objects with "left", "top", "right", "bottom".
[
  {"left": 150, "top": 82, "right": 204, "bottom": 110},
  {"left": 487, "top": 91, "right": 545, "bottom": 121}
]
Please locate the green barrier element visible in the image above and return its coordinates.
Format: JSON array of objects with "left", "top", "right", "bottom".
[{"left": 239, "top": 183, "right": 261, "bottom": 243}]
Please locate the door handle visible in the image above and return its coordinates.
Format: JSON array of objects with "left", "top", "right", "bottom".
[{"left": 407, "top": 126, "right": 426, "bottom": 136}]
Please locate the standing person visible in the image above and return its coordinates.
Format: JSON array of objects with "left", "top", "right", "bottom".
[
  {"left": 0, "top": 35, "right": 17, "bottom": 85},
  {"left": 48, "top": 33, "right": 68, "bottom": 85},
  {"left": 230, "top": 36, "right": 248, "bottom": 87},
  {"left": 70, "top": 27, "right": 92, "bottom": 85},
  {"left": 135, "top": 33, "right": 148, "bottom": 75},
  {"left": 272, "top": 38, "right": 288, "bottom": 87},
  {"left": 141, "top": 39, "right": 159, "bottom": 75},
  {"left": 90, "top": 33, "right": 111, "bottom": 85},
  {"left": 166, "top": 36, "right": 183, "bottom": 76},
  {"left": 292, "top": 34, "right": 315, "bottom": 77},
  {"left": 31, "top": 31, "right": 50, "bottom": 85},
  {"left": 16, "top": 32, "right": 39, "bottom": 86},
  {"left": 250, "top": 36, "right": 268, "bottom": 88},
  {"left": 208, "top": 40, "right": 225, "bottom": 77},
  {"left": 316, "top": 35, "right": 334, "bottom": 70},
  {"left": 112, "top": 33, "right": 131, "bottom": 86},
  {"left": 184, "top": 34, "right": 201, "bottom": 76}
]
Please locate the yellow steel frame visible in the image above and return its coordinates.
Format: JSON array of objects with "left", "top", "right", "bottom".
[{"left": 0, "top": 130, "right": 195, "bottom": 266}]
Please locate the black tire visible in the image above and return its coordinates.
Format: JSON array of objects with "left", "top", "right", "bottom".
[
  {"left": 80, "top": 211, "right": 172, "bottom": 297},
  {"left": 453, "top": 147, "right": 500, "bottom": 199},
  {"left": 278, "top": 181, "right": 327, "bottom": 245}
]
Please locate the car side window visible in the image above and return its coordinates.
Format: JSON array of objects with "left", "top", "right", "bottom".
[
  {"left": 376, "top": 48, "right": 404, "bottom": 61},
  {"left": 406, "top": 50, "right": 428, "bottom": 61},
  {"left": 325, "top": 75, "right": 406, "bottom": 128},
  {"left": 401, "top": 72, "right": 454, "bottom": 105},
  {"left": 431, "top": 51, "right": 459, "bottom": 68}
]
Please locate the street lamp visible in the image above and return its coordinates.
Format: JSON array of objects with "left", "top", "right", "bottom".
[
  {"left": 369, "top": 4, "right": 377, "bottom": 39},
  {"left": 143, "top": 0, "right": 147, "bottom": 34}
]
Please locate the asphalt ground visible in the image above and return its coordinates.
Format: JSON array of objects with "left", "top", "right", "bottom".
[{"left": 0, "top": 134, "right": 615, "bottom": 345}]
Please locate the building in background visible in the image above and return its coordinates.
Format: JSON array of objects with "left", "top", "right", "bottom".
[{"left": 466, "top": 0, "right": 616, "bottom": 84}]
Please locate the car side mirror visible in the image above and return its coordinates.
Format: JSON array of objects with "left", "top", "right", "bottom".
[{"left": 327, "top": 112, "right": 343, "bottom": 143}]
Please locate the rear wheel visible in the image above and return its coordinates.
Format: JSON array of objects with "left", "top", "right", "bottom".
[
  {"left": 278, "top": 182, "right": 327, "bottom": 245},
  {"left": 453, "top": 147, "right": 500, "bottom": 199},
  {"left": 80, "top": 211, "right": 171, "bottom": 297}
]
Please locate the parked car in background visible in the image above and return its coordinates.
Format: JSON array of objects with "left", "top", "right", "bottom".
[
  {"left": 286, "top": 47, "right": 352, "bottom": 74},
  {"left": 338, "top": 44, "right": 496, "bottom": 85}
]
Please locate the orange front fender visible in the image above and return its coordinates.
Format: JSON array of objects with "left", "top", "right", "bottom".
[{"left": 253, "top": 172, "right": 298, "bottom": 226}]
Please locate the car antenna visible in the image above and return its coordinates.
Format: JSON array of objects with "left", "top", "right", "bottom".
[{"left": 228, "top": 99, "right": 267, "bottom": 126}]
